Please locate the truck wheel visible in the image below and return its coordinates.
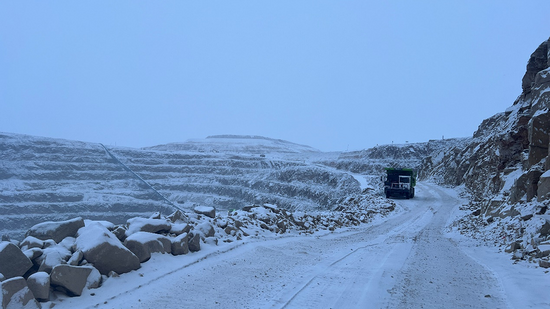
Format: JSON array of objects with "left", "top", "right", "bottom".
[{"left": 386, "top": 193, "right": 390, "bottom": 198}]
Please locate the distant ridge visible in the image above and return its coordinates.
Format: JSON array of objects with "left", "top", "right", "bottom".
[{"left": 146, "top": 135, "right": 320, "bottom": 154}]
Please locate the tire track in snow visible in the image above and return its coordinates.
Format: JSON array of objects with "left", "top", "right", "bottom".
[{"left": 275, "top": 184, "right": 437, "bottom": 308}]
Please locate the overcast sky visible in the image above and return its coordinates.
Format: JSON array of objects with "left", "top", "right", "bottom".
[{"left": 1, "top": 1, "right": 549, "bottom": 152}]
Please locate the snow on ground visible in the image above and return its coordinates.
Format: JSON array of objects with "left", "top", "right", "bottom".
[{"left": 48, "top": 182, "right": 550, "bottom": 309}]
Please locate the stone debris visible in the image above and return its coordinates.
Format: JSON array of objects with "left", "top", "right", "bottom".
[{"left": 0, "top": 189, "right": 395, "bottom": 304}]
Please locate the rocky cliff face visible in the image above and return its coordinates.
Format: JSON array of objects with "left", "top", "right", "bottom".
[
  {"left": 325, "top": 138, "right": 469, "bottom": 176},
  {"left": 421, "top": 37, "right": 550, "bottom": 213},
  {"left": 419, "top": 37, "right": 550, "bottom": 265}
]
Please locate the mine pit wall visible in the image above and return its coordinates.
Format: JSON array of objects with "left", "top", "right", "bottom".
[{"left": 418, "top": 37, "right": 550, "bottom": 219}]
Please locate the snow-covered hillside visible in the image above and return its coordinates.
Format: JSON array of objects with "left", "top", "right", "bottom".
[
  {"left": 0, "top": 133, "right": 358, "bottom": 240},
  {"left": 145, "top": 135, "right": 320, "bottom": 155}
]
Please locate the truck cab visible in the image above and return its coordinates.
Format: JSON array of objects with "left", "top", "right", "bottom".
[{"left": 384, "top": 168, "right": 416, "bottom": 199}]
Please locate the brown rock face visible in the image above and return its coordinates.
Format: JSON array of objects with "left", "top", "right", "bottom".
[
  {"left": 528, "top": 110, "right": 550, "bottom": 166},
  {"left": 522, "top": 39, "right": 549, "bottom": 94}
]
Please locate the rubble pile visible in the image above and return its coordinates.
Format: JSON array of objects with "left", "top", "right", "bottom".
[
  {"left": 449, "top": 199, "right": 550, "bottom": 268},
  {"left": 0, "top": 190, "right": 395, "bottom": 307}
]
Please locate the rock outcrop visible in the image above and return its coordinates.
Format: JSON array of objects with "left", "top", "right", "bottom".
[
  {"left": 420, "top": 37, "right": 550, "bottom": 264},
  {"left": 421, "top": 37, "right": 550, "bottom": 207}
]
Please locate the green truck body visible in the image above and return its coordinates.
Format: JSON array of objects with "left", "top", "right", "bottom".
[{"left": 383, "top": 168, "right": 416, "bottom": 199}]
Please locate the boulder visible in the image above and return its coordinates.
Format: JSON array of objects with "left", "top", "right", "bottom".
[
  {"left": 196, "top": 222, "right": 215, "bottom": 238},
  {"left": 124, "top": 232, "right": 171, "bottom": 263},
  {"left": 539, "top": 216, "right": 550, "bottom": 236},
  {"left": 75, "top": 222, "right": 140, "bottom": 275},
  {"left": 27, "top": 271, "right": 50, "bottom": 301},
  {"left": 43, "top": 239, "right": 57, "bottom": 249},
  {"left": 171, "top": 233, "right": 189, "bottom": 255},
  {"left": 188, "top": 233, "right": 201, "bottom": 252},
  {"left": 19, "top": 236, "right": 44, "bottom": 251},
  {"left": 170, "top": 223, "right": 191, "bottom": 236},
  {"left": 37, "top": 246, "right": 72, "bottom": 274},
  {"left": 50, "top": 264, "right": 100, "bottom": 296},
  {"left": 68, "top": 250, "right": 84, "bottom": 266},
  {"left": 538, "top": 243, "right": 550, "bottom": 257},
  {"left": 126, "top": 218, "right": 171, "bottom": 236},
  {"left": 0, "top": 242, "right": 33, "bottom": 279},
  {"left": 505, "top": 241, "right": 521, "bottom": 253},
  {"left": 26, "top": 217, "right": 85, "bottom": 243},
  {"left": 23, "top": 248, "right": 43, "bottom": 262},
  {"left": 167, "top": 210, "right": 186, "bottom": 223},
  {"left": 194, "top": 206, "right": 216, "bottom": 218},
  {"left": 538, "top": 170, "right": 550, "bottom": 202},
  {"left": 0, "top": 277, "right": 40, "bottom": 309},
  {"left": 112, "top": 226, "right": 127, "bottom": 242}
]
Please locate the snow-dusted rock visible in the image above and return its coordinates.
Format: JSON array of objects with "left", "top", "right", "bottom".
[
  {"left": 171, "top": 233, "right": 189, "bottom": 255},
  {"left": 0, "top": 242, "right": 33, "bottom": 279},
  {"left": 188, "top": 233, "right": 201, "bottom": 252},
  {"left": 124, "top": 232, "right": 171, "bottom": 263},
  {"left": 170, "top": 223, "right": 191, "bottom": 236},
  {"left": 50, "top": 264, "right": 101, "bottom": 296},
  {"left": 539, "top": 216, "right": 550, "bottom": 236},
  {"left": 194, "top": 206, "right": 216, "bottom": 218},
  {"left": 0, "top": 277, "right": 40, "bottom": 309},
  {"left": 195, "top": 222, "right": 215, "bottom": 238},
  {"left": 37, "top": 245, "right": 72, "bottom": 274},
  {"left": 539, "top": 243, "right": 550, "bottom": 257},
  {"left": 111, "top": 226, "right": 127, "bottom": 241},
  {"left": 26, "top": 217, "right": 85, "bottom": 243},
  {"left": 23, "top": 248, "right": 43, "bottom": 262},
  {"left": 68, "top": 250, "right": 84, "bottom": 266},
  {"left": 27, "top": 271, "right": 50, "bottom": 301},
  {"left": 19, "top": 236, "right": 44, "bottom": 251},
  {"left": 42, "top": 239, "right": 57, "bottom": 249},
  {"left": 126, "top": 217, "right": 171, "bottom": 236},
  {"left": 167, "top": 210, "right": 186, "bottom": 223},
  {"left": 537, "top": 171, "right": 550, "bottom": 202},
  {"left": 75, "top": 222, "right": 140, "bottom": 275}
]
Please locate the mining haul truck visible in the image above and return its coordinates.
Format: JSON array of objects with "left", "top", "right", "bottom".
[{"left": 383, "top": 168, "right": 416, "bottom": 199}]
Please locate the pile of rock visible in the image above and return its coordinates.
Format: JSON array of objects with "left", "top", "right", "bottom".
[
  {"left": 0, "top": 191, "right": 396, "bottom": 307},
  {"left": 450, "top": 201, "right": 550, "bottom": 268}
]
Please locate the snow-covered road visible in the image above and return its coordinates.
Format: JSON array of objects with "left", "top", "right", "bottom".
[{"left": 55, "top": 183, "right": 549, "bottom": 309}]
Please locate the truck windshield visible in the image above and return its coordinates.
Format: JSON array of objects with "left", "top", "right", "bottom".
[{"left": 399, "top": 176, "right": 410, "bottom": 183}]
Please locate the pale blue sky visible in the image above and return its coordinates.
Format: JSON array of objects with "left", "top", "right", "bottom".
[{"left": 1, "top": 1, "right": 549, "bottom": 151}]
